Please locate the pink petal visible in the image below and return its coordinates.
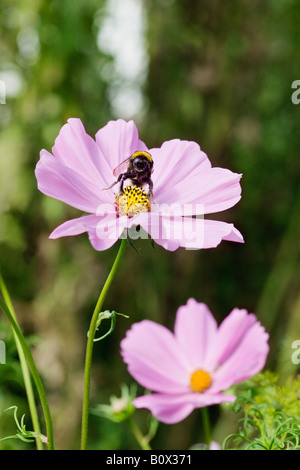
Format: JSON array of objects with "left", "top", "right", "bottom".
[
  {"left": 121, "top": 320, "right": 191, "bottom": 394},
  {"left": 95, "top": 119, "right": 148, "bottom": 173},
  {"left": 197, "top": 168, "right": 242, "bottom": 214},
  {"left": 202, "top": 219, "right": 244, "bottom": 247},
  {"left": 51, "top": 118, "right": 112, "bottom": 188},
  {"left": 145, "top": 215, "right": 244, "bottom": 251},
  {"left": 151, "top": 139, "right": 211, "bottom": 201},
  {"left": 212, "top": 309, "right": 258, "bottom": 367},
  {"left": 35, "top": 150, "right": 109, "bottom": 212},
  {"left": 134, "top": 394, "right": 195, "bottom": 424},
  {"left": 210, "top": 319, "right": 269, "bottom": 393},
  {"left": 134, "top": 391, "right": 235, "bottom": 424},
  {"left": 89, "top": 215, "right": 128, "bottom": 251},
  {"left": 174, "top": 299, "right": 218, "bottom": 370},
  {"left": 50, "top": 213, "right": 127, "bottom": 251},
  {"left": 49, "top": 215, "right": 96, "bottom": 239},
  {"left": 156, "top": 167, "right": 242, "bottom": 215},
  {"left": 209, "top": 441, "right": 221, "bottom": 450}
]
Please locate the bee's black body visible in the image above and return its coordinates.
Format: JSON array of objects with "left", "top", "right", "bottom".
[{"left": 105, "top": 151, "right": 154, "bottom": 199}]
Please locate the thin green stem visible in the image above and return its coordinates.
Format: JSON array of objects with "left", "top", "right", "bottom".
[
  {"left": 201, "top": 407, "right": 211, "bottom": 448},
  {"left": 0, "top": 296, "right": 54, "bottom": 450},
  {"left": 128, "top": 417, "right": 152, "bottom": 450},
  {"left": 0, "top": 275, "right": 43, "bottom": 450},
  {"left": 80, "top": 238, "right": 127, "bottom": 450}
]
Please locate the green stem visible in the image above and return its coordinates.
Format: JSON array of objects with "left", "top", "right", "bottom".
[
  {"left": 128, "top": 417, "right": 152, "bottom": 450},
  {"left": 201, "top": 407, "right": 211, "bottom": 448},
  {"left": 80, "top": 238, "right": 127, "bottom": 450},
  {"left": 0, "top": 275, "right": 43, "bottom": 450},
  {"left": 0, "top": 296, "right": 54, "bottom": 450}
]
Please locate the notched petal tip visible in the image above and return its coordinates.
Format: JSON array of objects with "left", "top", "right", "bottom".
[{"left": 221, "top": 224, "right": 244, "bottom": 245}]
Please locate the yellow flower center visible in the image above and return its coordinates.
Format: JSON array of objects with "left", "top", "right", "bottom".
[
  {"left": 116, "top": 185, "right": 151, "bottom": 217},
  {"left": 190, "top": 369, "right": 212, "bottom": 393}
]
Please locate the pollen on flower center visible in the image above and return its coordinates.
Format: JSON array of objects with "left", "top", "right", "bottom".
[
  {"left": 190, "top": 369, "right": 212, "bottom": 393},
  {"left": 116, "top": 185, "right": 151, "bottom": 217}
]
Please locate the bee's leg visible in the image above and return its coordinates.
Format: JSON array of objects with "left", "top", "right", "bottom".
[
  {"left": 120, "top": 172, "right": 136, "bottom": 193},
  {"left": 102, "top": 174, "right": 123, "bottom": 191},
  {"left": 147, "top": 179, "right": 154, "bottom": 202},
  {"left": 119, "top": 173, "right": 131, "bottom": 193},
  {"left": 119, "top": 176, "right": 125, "bottom": 193}
]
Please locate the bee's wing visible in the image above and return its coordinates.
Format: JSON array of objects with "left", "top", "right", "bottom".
[{"left": 113, "top": 157, "right": 131, "bottom": 177}]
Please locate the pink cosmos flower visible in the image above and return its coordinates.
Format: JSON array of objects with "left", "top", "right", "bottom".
[
  {"left": 35, "top": 118, "right": 244, "bottom": 251},
  {"left": 121, "top": 299, "right": 269, "bottom": 424}
]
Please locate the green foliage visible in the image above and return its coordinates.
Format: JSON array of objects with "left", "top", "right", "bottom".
[
  {"left": 92, "top": 384, "right": 158, "bottom": 450},
  {"left": 0, "top": 406, "right": 46, "bottom": 446},
  {"left": 93, "top": 310, "right": 130, "bottom": 342},
  {"left": 92, "top": 384, "right": 136, "bottom": 423},
  {"left": 224, "top": 372, "right": 300, "bottom": 450}
]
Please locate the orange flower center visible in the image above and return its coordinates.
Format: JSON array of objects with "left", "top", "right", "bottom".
[{"left": 190, "top": 369, "right": 212, "bottom": 393}]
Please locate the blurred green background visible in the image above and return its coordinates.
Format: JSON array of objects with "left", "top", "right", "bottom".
[{"left": 0, "top": 0, "right": 299, "bottom": 450}]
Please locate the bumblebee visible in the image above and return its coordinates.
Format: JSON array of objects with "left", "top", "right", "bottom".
[{"left": 104, "top": 151, "right": 154, "bottom": 199}]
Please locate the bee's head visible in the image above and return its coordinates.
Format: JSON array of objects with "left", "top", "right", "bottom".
[{"left": 131, "top": 151, "right": 153, "bottom": 173}]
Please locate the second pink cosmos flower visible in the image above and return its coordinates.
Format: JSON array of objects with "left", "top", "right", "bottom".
[
  {"left": 121, "top": 299, "right": 269, "bottom": 424},
  {"left": 35, "top": 118, "right": 244, "bottom": 251}
]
